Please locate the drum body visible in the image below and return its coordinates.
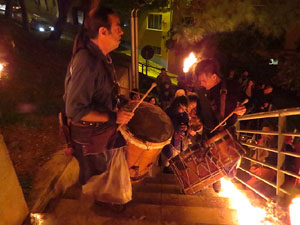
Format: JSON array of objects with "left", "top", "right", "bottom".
[
  {"left": 120, "top": 101, "right": 173, "bottom": 182},
  {"left": 169, "top": 130, "right": 246, "bottom": 194},
  {"left": 205, "top": 130, "right": 246, "bottom": 175},
  {"left": 169, "top": 148, "right": 225, "bottom": 195}
]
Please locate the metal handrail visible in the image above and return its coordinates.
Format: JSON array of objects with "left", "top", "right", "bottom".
[
  {"left": 242, "top": 156, "right": 278, "bottom": 170},
  {"left": 236, "top": 107, "right": 300, "bottom": 198},
  {"left": 238, "top": 167, "right": 290, "bottom": 195},
  {"left": 237, "top": 130, "right": 278, "bottom": 135},
  {"left": 234, "top": 176, "right": 270, "bottom": 201},
  {"left": 240, "top": 142, "right": 278, "bottom": 153},
  {"left": 238, "top": 107, "right": 300, "bottom": 121}
]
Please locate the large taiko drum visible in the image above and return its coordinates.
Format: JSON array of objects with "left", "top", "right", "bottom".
[
  {"left": 205, "top": 129, "right": 246, "bottom": 175},
  {"left": 169, "top": 147, "right": 225, "bottom": 195},
  {"left": 120, "top": 101, "right": 174, "bottom": 182}
]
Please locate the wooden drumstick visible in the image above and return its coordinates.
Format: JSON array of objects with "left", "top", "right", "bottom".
[
  {"left": 210, "top": 99, "right": 248, "bottom": 134},
  {"left": 117, "top": 82, "right": 157, "bottom": 130},
  {"left": 119, "top": 86, "right": 145, "bottom": 97}
]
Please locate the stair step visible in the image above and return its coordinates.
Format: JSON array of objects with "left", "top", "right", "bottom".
[
  {"left": 47, "top": 198, "right": 238, "bottom": 225},
  {"left": 34, "top": 212, "right": 232, "bottom": 225},
  {"left": 145, "top": 173, "right": 243, "bottom": 185},
  {"left": 133, "top": 181, "right": 253, "bottom": 197},
  {"left": 143, "top": 173, "right": 178, "bottom": 184},
  {"left": 132, "top": 191, "right": 234, "bottom": 209}
]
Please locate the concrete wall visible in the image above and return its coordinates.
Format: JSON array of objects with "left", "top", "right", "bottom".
[{"left": 0, "top": 135, "right": 28, "bottom": 225}]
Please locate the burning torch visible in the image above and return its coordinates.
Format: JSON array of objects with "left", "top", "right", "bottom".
[
  {"left": 0, "top": 61, "right": 8, "bottom": 80},
  {"left": 181, "top": 52, "right": 198, "bottom": 90},
  {"left": 183, "top": 52, "right": 197, "bottom": 73}
]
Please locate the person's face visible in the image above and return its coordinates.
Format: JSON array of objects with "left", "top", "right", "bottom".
[
  {"left": 197, "top": 73, "right": 217, "bottom": 90},
  {"left": 187, "top": 101, "right": 197, "bottom": 113},
  {"left": 150, "top": 98, "right": 156, "bottom": 105},
  {"left": 178, "top": 104, "right": 187, "bottom": 113},
  {"left": 106, "top": 14, "right": 123, "bottom": 51},
  {"left": 132, "top": 94, "right": 140, "bottom": 100}
]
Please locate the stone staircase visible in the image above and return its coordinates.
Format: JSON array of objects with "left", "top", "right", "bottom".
[{"left": 37, "top": 172, "right": 259, "bottom": 225}]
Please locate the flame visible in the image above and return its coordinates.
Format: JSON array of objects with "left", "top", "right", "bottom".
[
  {"left": 30, "top": 213, "right": 43, "bottom": 225},
  {"left": 183, "top": 52, "right": 197, "bottom": 73},
  {"left": 0, "top": 63, "right": 3, "bottom": 72},
  {"left": 220, "top": 178, "right": 277, "bottom": 225},
  {"left": 289, "top": 197, "right": 300, "bottom": 225}
]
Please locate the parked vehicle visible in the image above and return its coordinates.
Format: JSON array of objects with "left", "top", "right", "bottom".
[
  {"left": 30, "top": 18, "right": 54, "bottom": 32},
  {"left": 0, "top": 0, "right": 21, "bottom": 12}
]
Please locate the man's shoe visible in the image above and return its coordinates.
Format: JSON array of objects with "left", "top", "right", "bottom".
[{"left": 213, "top": 180, "right": 222, "bottom": 193}]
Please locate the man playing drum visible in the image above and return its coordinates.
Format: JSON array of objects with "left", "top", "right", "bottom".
[
  {"left": 194, "top": 58, "right": 247, "bottom": 192},
  {"left": 64, "top": 6, "right": 133, "bottom": 210}
]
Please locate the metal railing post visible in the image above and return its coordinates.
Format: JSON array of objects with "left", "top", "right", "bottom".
[
  {"left": 130, "top": 9, "right": 136, "bottom": 89},
  {"left": 236, "top": 120, "right": 241, "bottom": 140},
  {"left": 277, "top": 114, "right": 286, "bottom": 196},
  {"left": 134, "top": 9, "right": 139, "bottom": 90}
]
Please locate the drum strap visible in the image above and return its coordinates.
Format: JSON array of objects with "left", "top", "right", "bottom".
[{"left": 219, "top": 81, "right": 227, "bottom": 119}]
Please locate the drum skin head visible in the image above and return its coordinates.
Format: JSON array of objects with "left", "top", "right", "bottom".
[{"left": 123, "top": 101, "right": 174, "bottom": 143}]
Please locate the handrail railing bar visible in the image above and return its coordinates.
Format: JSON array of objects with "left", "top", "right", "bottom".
[
  {"left": 280, "top": 151, "right": 300, "bottom": 158},
  {"left": 238, "top": 113, "right": 279, "bottom": 120},
  {"left": 243, "top": 156, "right": 278, "bottom": 170},
  {"left": 238, "top": 108, "right": 300, "bottom": 121},
  {"left": 238, "top": 167, "right": 277, "bottom": 188},
  {"left": 233, "top": 176, "right": 270, "bottom": 201},
  {"left": 238, "top": 168, "right": 291, "bottom": 195},
  {"left": 279, "top": 169, "right": 300, "bottom": 179},
  {"left": 240, "top": 142, "right": 278, "bottom": 153},
  {"left": 237, "top": 130, "right": 278, "bottom": 135},
  {"left": 138, "top": 62, "right": 178, "bottom": 78},
  {"left": 282, "top": 132, "right": 300, "bottom": 137}
]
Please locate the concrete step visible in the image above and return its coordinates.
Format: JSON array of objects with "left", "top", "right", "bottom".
[
  {"left": 145, "top": 173, "right": 242, "bottom": 186},
  {"left": 32, "top": 212, "right": 233, "bottom": 225},
  {"left": 133, "top": 181, "right": 255, "bottom": 198},
  {"left": 144, "top": 173, "right": 250, "bottom": 192},
  {"left": 132, "top": 191, "right": 234, "bottom": 209},
  {"left": 46, "top": 198, "right": 238, "bottom": 225},
  {"left": 143, "top": 173, "right": 178, "bottom": 184}
]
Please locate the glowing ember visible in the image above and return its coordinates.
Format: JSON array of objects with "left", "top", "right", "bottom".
[
  {"left": 289, "top": 197, "right": 300, "bottom": 225},
  {"left": 183, "top": 52, "right": 197, "bottom": 73},
  {"left": 220, "top": 178, "right": 278, "bottom": 225}
]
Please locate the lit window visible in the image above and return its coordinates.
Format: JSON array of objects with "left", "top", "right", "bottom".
[{"left": 148, "top": 14, "right": 162, "bottom": 30}]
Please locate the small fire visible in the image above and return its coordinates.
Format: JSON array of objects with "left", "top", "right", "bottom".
[
  {"left": 220, "top": 178, "right": 279, "bottom": 225},
  {"left": 183, "top": 52, "right": 197, "bottom": 73},
  {"left": 0, "top": 61, "right": 8, "bottom": 79},
  {"left": 0, "top": 63, "right": 4, "bottom": 72},
  {"left": 30, "top": 213, "right": 43, "bottom": 225},
  {"left": 289, "top": 197, "right": 300, "bottom": 225}
]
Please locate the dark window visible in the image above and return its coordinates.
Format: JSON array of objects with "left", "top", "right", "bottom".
[
  {"left": 182, "top": 17, "right": 194, "bottom": 26},
  {"left": 148, "top": 14, "right": 162, "bottom": 30},
  {"left": 152, "top": 46, "right": 161, "bottom": 55}
]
